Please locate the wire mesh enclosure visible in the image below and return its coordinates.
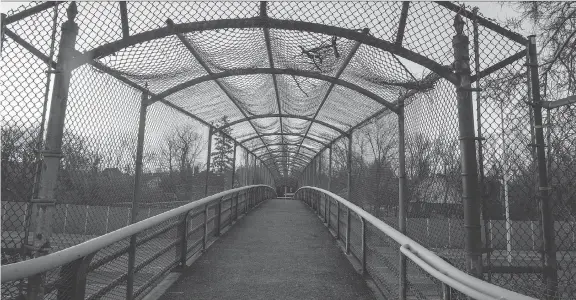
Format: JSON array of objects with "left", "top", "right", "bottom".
[{"left": 1, "top": 1, "right": 574, "bottom": 300}]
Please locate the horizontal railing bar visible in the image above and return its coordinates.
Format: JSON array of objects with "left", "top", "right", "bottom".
[
  {"left": 400, "top": 245, "right": 493, "bottom": 300},
  {"left": 295, "top": 187, "right": 536, "bottom": 300},
  {"left": 1, "top": 185, "right": 274, "bottom": 282},
  {"left": 134, "top": 257, "right": 180, "bottom": 299},
  {"left": 89, "top": 220, "right": 179, "bottom": 273},
  {"left": 86, "top": 271, "right": 128, "bottom": 300}
]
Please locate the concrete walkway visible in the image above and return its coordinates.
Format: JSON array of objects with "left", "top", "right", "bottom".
[{"left": 159, "top": 199, "right": 375, "bottom": 300}]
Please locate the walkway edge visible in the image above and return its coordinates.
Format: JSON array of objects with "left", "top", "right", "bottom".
[
  {"left": 313, "top": 205, "right": 387, "bottom": 300},
  {"left": 141, "top": 200, "right": 267, "bottom": 300}
]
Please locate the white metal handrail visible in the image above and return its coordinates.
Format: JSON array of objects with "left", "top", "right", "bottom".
[
  {"left": 1, "top": 185, "right": 274, "bottom": 283},
  {"left": 296, "top": 186, "right": 537, "bottom": 300}
]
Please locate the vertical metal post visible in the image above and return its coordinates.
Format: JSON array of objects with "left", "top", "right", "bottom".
[
  {"left": 235, "top": 193, "right": 239, "bottom": 221},
  {"left": 27, "top": 5, "right": 78, "bottom": 299},
  {"left": 527, "top": 35, "right": 557, "bottom": 299},
  {"left": 56, "top": 253, "right": 96, "bottom": 300},
  {"left": 318, "top": 152, "right": 322, "bottom": 188},
  {"left": 231, "top": 142, "right": 237, "bottom": 189},
  {"left": 337, "top": 202, "right": 340, "bottom": 239},
  {"left": 252, "top": 154, "right": 257, "bottom": 185},
  {"left": 205, "top": 127, "right": 213, "bottom": 197},
  {"left": 398, "top": 96, "right": 408, "bottom": 300},
  {"left": 0, "top": 13, "right": 6, "bottom": 53},
  {"left": 244, "top": 150, "right": 249, "bottom": 186},
  {"left": 328, "top": 146, "right": 332, "bottom": 191},
  {"left": 215, "top": 197, "right": 222, "bottom": 236},
  {"left": 127, "top": 88, "right": 149, "bottom": 300},
  {"left": 361, "top": 218, "right": 366, "bottom": 276},
  {"left": 346, "top": 133, "right": 352, "bottom": 254},
  {"left": 83, "top": 206, "right": 89, "bottom": 235},
  {"left": 202, "top": 204, "right": 208, "bottom": 251},
  {"left": 453, "top": 13, "right": 483, "bottom": 278},
  {"left": 63, "top": 204, "right": 69, "bottom": 234}
]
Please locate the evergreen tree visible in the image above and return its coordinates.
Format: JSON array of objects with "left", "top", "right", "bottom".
[{"left": 211, "top": 116, "right": 235, "bottom": 174}]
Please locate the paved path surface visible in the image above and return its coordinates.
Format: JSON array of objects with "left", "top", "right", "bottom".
[{"left": 159, "top": 199, "right": 375, "bottom": 300}]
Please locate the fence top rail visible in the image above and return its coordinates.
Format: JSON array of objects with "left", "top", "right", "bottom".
[
  {"left": 1, "top": 185, "right": 274, "bottom": 283},
  {"left": 295, "top": 186, "right": 537, "bottom": 300}
]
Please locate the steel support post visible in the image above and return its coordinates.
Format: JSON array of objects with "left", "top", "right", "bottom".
[
  {"left": 244, "top": 150, "right": 249, "bottom": 186},
  {"left": 215, "top": 197, "right": 222, "bottom": 237},
  {"left": 235, "top": 193, "right": 239, "bottom": 221},
  {"left": 127, "top": 90, "right": 148, "bottom": 300},
  {"left": 204, "top": 127, "right": 213, "bottom": 197},
  {"left": 361, "top": 218, "right": 366, "bottom": 276},
  {"left": 252, "top": 154, "right": 256, "bottom": 185},
  {"left": 202, "top": 205, "right": 208, "bottom": 251},
  {"left": 27, "top": 5, "right": 78, "bottom": 299},
  {"left": 318, "top": 153, "right": 322, "bottom": 188},
  {"left": 398, "top": 96, "right": 408, "bottom": 300},
  {"left": 56, "top": 253, "right": 96, "bottom": 300},
  {"left": 346, "top": 133, "right": 352, "bottom": 254},
  {"left": 328, "top": 146, "right": 332, "bottom": 191},
  {"left": 527, "top": 35, "right": 558, "bottom": 299},
  {"left": 453, "top": 14, "right": 483, "bottom": 278},
  {"left": 231, "top": 142, "right": 237, "bottom": 189},
  {"left": 337, "top": 202, "right": 340, "bottom": 239}
]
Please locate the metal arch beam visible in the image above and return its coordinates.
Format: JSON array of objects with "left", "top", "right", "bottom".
[
  {"left": 166, "top": 19, "right": 279, "bottom": 172},
  {"left": 146, "top": 68, "right": 399, "bottom": 113},
  {"left": 240, "top": 133, "right": 329, "bottom": 147},
  {"left": 258, "top": 150, "right": 315, "bottom": 161},
  {"left": 72, "top": 18, "right": 458, "bottom": 84},
  {"left": 252, "top": 143, "right": 319, "bottom": 155},
  {"left": 260, "top": 155, "right": 311, "bottom": 166},
  {"left": 214, "top": 114, "right": 347, "bottom": 135}
]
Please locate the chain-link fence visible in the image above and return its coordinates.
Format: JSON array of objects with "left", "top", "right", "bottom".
[{"left": 2, "top": 1, "right": 574, "bottom": 300}]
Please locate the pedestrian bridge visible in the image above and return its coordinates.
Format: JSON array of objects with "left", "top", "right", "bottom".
[
  {"left": 1, "top": 186, "right": 534, "bottom": 300},
  {"left": 2, "top": 1, "right": 574, "bottom": 300}
]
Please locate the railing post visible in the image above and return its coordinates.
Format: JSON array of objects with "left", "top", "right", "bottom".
[
  {"left": 127, "top": 84, "right": 149, "bottom": 300},
  {"left": 327, "top": 197, "right": 331, "bottom": 228},
  {"left": 176, "top": 214, "right": 188, "bottom": 268},
  {"left": 231, "top": 142, "right": 237, "bottom": 189},
  {"left": 361, "top": 218, "right": 366, "bottom": 276},
  {"left": 337, "top": 202, "right": 340, "bottom": 239},
  {"left": 453, "top": 13, "right": 483, "bottom": 278},
  {"left": 346, "top": 132, "right": 353, "bottom": 254},
  {"left": 235, "top": 192, "right": 239, "bottom": 221},
  {"left": 205, "top": 127, "right": 213, "bottom": 197},
  {"left": 56, "top": 253, "right": 96, "bottom": 300},
  {"left": 26, "top": 5, "right": 78, "bottom": 299},
  {"left": 324, "top": 194, "right": 328, "bottom": 223},
  {"left": 328, "top": 146, "right": 332, "bottom": 192},
  {"left": 202, "top": 204, "right": 208, "bottom": 251},
  {"left": 215, "top": 197, "right": 222, "bottom": 237},
  {"left": 442, "top": 283, "right": 452, "bottom": 300},
  {"left": 527, "top": 35, "right": 557, "bottom": 299},
  {"left": 398, "top": 88, "right": 408, "bottom": 300}
]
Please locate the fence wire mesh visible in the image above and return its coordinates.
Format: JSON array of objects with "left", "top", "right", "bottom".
[{"left": 1, "top": 1, "right": 574, "bottom": 300}]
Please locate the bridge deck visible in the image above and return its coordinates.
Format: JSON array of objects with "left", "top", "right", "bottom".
[{"left": 157, "top": 199, "right": 375, "bottom": 300}]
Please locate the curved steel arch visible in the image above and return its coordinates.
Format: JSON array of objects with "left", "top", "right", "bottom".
[
  {"left": 260, "top": 155, "right": 311, "bottom": 166},
  {"left": 258, "top": 150, "right": 315, "bottom": 161},
  {"left": 214, "top": 114, "right": 347, "bottom": 135},
  {"left": 252, "top": 143, "right": 319, "bottom": 154},
  {"left": 240, "top": 133, "right": 329, "bottom": 147},
  {"left": 147, "top": 68, "right": 399, "bottom": 113},
  {"left": 73, "top": 19, "right": 457, "bottom": 84}
]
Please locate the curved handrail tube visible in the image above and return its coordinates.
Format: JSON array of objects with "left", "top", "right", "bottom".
[
  {"left": 294, "top": 186, "right": 536, "bottom": 300},
  {"left": 1, "top": 185, "right": 276, "bottom": 283}
]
